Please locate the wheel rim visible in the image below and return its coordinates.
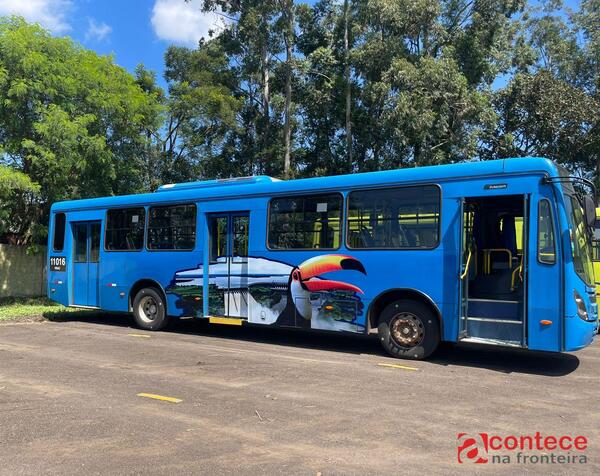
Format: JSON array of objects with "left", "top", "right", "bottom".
[
  {"left": 390, "top": 312, "right": 424, "bottom": 348},
  {"left": 138, "top": 295, "right": 159, "bottom": 323}
]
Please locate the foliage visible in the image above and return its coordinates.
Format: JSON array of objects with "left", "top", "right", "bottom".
[
  {"left": 0, "top": 165, "right": 39, "bottom": 244},
  {"left": 3, "top": 1, "right": 600, "bottom": 246},
  {"left": 481, "top": 1, "right": 600, "bottom": 180},
  {"left": 0, "top": 17, "right": 161, "bottom": 245}
]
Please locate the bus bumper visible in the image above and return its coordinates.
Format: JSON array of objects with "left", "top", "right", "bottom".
[{"left": 564, "top": 315, "right": 597, "bottom": 351}]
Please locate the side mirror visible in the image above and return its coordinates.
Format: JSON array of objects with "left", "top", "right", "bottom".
[{"left": 583, "top": 195, "right": 596, "bottom": 228}]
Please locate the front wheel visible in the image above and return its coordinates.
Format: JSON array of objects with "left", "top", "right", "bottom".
[
  {"left": 377, "top": 299, "right": 440, "bottom": 360},
  {"left": 132, "top": 287, "right": 169, "bottom": 331}
]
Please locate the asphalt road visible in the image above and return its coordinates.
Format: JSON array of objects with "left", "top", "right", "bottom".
[{"left": 0, "top": 314, "right": 599, "bottom": 475}]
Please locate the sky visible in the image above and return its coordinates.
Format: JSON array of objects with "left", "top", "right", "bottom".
[
  {"left": 0, "top": 0, "right": 228, "bottom": 89},
  {"left": 0, "top": 0, "right": 582, "bottom": 92}
]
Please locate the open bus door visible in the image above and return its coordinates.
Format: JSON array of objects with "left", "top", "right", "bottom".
[{"left": 458, "top": 195, "right": 528, "bottom": 346}]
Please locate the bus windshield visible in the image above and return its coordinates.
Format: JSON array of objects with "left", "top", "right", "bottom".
[{"left": 564, "top": 195, "right": 595, "bottom": 286}]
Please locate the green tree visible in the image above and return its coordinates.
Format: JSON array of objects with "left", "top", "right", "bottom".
[
  {"left": 0, "top": 165, "right": 39, "bottom": 245},
  {"left": 199, "top": 0, "right": 284, "bottom": 175},
  {"left": 161, "top": 42, "right": 241, "bottom": 180},
  {"left": 0, "top": 17, "right": 162, "bottom": 244},
  {"left": 485, "top": 1, "right": 600, "bottom": 183},
  {"left": 177, "top": 1, "right": 598, "bottom": 181}
]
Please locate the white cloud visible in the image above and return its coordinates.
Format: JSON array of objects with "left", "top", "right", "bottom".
[
  {"left": 85, "top": 18, "right": 111, "bottom": 42},
  {"left": 0, "top": 0, "right": 72, "bottom": 33},
  {"left": 151, "top": 0, "right": 227, "bottom": 47}
]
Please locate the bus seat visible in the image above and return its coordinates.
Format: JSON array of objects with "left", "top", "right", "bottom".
[
  {"left": 360, "top": 226, "right": 374, "bottom": 247},
  {"left": 399, "top": 224, "right": 416, "bottom": 247},
  {"left": 126, "top": 234, "right": 135, "bottom": 250}
]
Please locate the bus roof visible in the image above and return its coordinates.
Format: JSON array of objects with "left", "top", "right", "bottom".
[{"left": 51, "top": 157, "right": 558, "bottom": 213}]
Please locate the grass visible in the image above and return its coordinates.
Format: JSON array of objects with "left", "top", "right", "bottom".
[{"left": 0, "top": 297, "right": 89, "bottom": 322}]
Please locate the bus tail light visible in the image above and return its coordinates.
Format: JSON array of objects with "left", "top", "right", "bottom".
[{"left": 574, "top": 290, "right": 589, "bottom": 321}]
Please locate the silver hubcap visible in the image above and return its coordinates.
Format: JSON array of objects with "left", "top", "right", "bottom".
[
  {"left": 138, "top": 296, "right": 159, "bottom": 323},
  {"left": 390, "top": 312, "right": 424, "bottom": 348}
]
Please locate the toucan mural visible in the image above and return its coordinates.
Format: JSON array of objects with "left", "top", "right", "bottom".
[{"left": 165, "top": 254, "right": 367, "bottom": 332}]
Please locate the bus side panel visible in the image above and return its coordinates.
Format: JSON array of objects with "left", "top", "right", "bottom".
[
  {"left": 95, "top": 203, "right": 204, "bottom": 316},
  {"left": 99, "top": 250, "right": 205, "bottom": 316},
  {"left": 98, "top": 250, "right": 132, "bottom": 313}
]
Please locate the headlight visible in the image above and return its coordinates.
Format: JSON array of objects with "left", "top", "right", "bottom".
[{"left": 574, "top": 290, "right": 589, "bottom": 321}]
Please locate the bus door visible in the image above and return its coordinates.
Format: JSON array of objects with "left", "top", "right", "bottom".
[
  {"left": 206, "top": 213, "right": 250, "bottom": 320},
  {"left": 458, "top": 199, "right": 475, "bottom": 338},
  {"left": 458, "top": 195, "right": 528, "bottom": 346},
  {"left": 526, "top": 195, "right": 561, "bottom": 351},
  {"left": 72, "top": 221, "right": 101, "bottom": 307}
]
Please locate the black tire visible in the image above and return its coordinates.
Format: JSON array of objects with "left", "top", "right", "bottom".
[
  {"left": 132, "top": 287, "right": 169, "bottom": 331},
  {"left": 377, "top": 299, "right": 440, "bottom": 360}
]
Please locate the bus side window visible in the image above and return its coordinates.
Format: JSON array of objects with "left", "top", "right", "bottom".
[
  {"left": 346, "top": 185, "right": 440, "bottom": 249},
  {"left": 52, "top": 213, "right": 66, "bottom": 251},
  {"left": 147, "top": 204, "right": 196, "bottom": 251},
  {"left": 106, "top": 208, "right": 146, "bottom": 251},
  {"left": 538, "top": 199, "right": 556, "bottom": 264},
  {"left": 268, "top": 194, "right": 342, "bottom": 250}
]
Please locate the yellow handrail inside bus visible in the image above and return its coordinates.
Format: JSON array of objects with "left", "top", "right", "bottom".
[
  {"left": 483, "top": 248, "right": 513, "bottom": 274},
  {"left": 460, "top": 248, "right": 473, "bottom": 280},
  {"left": 511, "top": 255, "right": 524, "bottom": 291}
]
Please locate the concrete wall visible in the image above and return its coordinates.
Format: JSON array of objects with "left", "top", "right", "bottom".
[{"left": 0, "top": 244, "right": 47, "bottom": 298}]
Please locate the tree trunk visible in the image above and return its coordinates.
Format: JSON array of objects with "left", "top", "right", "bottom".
[
  {"left": 260, "top": 28, "right": 270, "bottom": 175},
  {"left": 261, "top": 41, "right": 270, "bottom": 122},
  {"left": 283, "top": 0, "right": 294, "bottom": 178},
  {"left": 343, "top": 0, "right": 352, "bottom": 172}
]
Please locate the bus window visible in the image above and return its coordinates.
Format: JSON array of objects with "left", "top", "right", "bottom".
[
  {"left": 209, "top": 216, "right": 228, "bottom": 262},
  {"left": 52, "top": 213, "right": 66, "bottom": 251},
  {"left": 90, "top": 223, "right": 101, "bottom": 263},
  {"left": 105, "top": 208, "right": 145, "bottom": 251},
  {"left": 537, "top": 199, "right": 556, "bottom": 264},
  {"left": 347, "top": 185, "right": 440, "bottom": 249},
  {"left": 565, "top": 196, "right": 594, "bottom": 286},
  {"left": 268, "top": 194, "right": 342, "bottom": 250},
  {"left": 147, "top": 204, "right": 196, "bottom": 250},
  {"left": 74, "top": 224, "right": 88, "bottom": 263},
  {"left": 232, "top": 215, "right": 249, "bottom": 258}
]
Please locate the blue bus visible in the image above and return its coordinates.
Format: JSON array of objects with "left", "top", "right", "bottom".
[{"left": 47, "top": 158, "right": 598, "bottom": 359}]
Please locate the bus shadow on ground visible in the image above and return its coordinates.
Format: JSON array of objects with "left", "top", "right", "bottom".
[
  {"left": 44, "top": 311, "right": 581, "bottom": 377},
  {"left": 430, "top": 342, "right": 580, "bottom": 376}
]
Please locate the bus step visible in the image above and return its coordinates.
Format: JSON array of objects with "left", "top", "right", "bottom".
[
  {"left": 460, "top": 337, "right": 522, "bottom": 348},
  {"left": 466, "top": 317, "right": 523, "bottom": 343},
  {"left": 468, "top": 299, "right": 520, "bottom": 321},
  {"left": 208, "top": 317, "right": 244, "bottom": 326},
  {"left": 466, "top": 316, "right": 522, "bottom": 324}
]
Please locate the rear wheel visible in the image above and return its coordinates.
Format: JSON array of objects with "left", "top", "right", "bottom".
[
  {"left": 377, "top": 299, "right": 439, "bottom": 360},
  {"left": 132, "top": 287, "right": 169, "bottom": 331}
]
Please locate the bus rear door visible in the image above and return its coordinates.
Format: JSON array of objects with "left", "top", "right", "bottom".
[{"left": 72, "top": 221, "right": 101, "bottom": 307}]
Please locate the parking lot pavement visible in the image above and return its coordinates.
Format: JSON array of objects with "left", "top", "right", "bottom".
[{"left": 0, "top": 315, "right": 599, "bottom": 475}]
